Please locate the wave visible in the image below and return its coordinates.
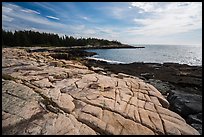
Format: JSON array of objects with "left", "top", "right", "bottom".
[
  {"left": 86, "top": 57, "right": 125, "bottom": 64},
  {"left": 86, "top": 57, "right": 202, "bottom": 66}
]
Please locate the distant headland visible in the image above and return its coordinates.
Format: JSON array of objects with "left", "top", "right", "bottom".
[{"left": 2, "top": 29, "right": 144, "bottom": 49}]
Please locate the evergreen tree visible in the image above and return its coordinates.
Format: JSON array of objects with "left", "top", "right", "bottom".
[{"left": 2, "top": 29, "right": 122, "bottom": 47}]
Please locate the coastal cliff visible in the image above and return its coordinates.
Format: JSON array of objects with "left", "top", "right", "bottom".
[{"left": 2, "top": 48, "right": 199, "bottom": 135}]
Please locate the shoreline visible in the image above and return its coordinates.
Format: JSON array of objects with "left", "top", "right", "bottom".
[
  {"left": 85, "top": 56, "right": 202, "bottom": 67},
  {"left": 12, "top": 44, "right": 144, "bottom": 50},
  {"left": 82, "top": 58, "right": 202, "bottom": 95},
  {"left": 81, "top": 58, "right": 202, "bottom": 134},
  {"left": 2, "top": 47, "right": 202, "bottom": 134},
  {"left": 18, "top": 46, "right": 202, "bottom": 95}
]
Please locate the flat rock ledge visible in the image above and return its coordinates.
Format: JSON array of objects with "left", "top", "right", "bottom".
[{"left": 2, "top": 48, "right": 199, "bottom": 135}]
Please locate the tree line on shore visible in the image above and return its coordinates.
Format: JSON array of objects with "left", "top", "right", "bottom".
[{"left": 2, "top": 29, "right": 122, "bottom": 47}]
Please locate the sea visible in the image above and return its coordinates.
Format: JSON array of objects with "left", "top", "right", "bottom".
[{"left": 86, "top": 45, "right": 202, "bottom": 66}]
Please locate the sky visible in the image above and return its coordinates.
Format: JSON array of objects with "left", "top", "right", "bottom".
[{"left": 2, "top": 2, "right": 202, "bottom": 46}]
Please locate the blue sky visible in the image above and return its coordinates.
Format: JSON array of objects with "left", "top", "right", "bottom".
[{"left": 2, "top": 2, "right": 202, "bottom": 46}]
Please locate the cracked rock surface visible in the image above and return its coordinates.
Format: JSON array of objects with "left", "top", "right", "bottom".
[{"left": 2, "top": 48, "right": 200, "bottom": 135}]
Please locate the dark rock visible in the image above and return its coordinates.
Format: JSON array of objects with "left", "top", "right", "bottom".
[
  {"left": 191, "top": 123, "right": 202, "bottom": 135},
  {"left": 140, "top": 73, "right": 154, "bottom": 79},
  {"left": 146, "top": 79, "right": 173, "bottom": 95},
  {"left": 82, "top": 58, "right": 202, "bottom": 134},
  {"left": 186, "top": 113, "right": 202, "bottom": 124},
  {"left": 167, "top": 90, "right": 202, "bottom": 118},
  {"left": 50, "top": 49, "right": 96, "bottom": 60},
  {"left": 185, "top": 102, "right": 202, "bottom": 114},
  {"left": 83, "top": 60, "right": 202, "bottom": 95},
  {"left": 50, "top": 53, "right": 69, "bottom": 60},
  {"left": 167, "top": 90, "right": 202, "bottom": 134},
  {"left": 26, "top": 48, "right": 50, "bottom": 53}
]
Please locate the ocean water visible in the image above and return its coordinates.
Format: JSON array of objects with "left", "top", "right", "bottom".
[{"left": 86, "top": 45, "right": 202, "bottom": 66}]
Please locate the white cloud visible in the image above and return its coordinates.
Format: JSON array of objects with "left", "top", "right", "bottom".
[
  {"left": 2, "top": 3, "right": 102, "bottom": 39},
  {"left": 2, "top": 15, "right": 13, "bottom": 22},
  {"left": 46, "top": 15, "right": 60, "bottom": 20},
  {"left": 82, "top": 16, "right": 88, "bottom": 20},
  {"left": 34, "top": 2, "right": 56, "bottom": 12},
  {"left": 21, "top": 9, "right": 40, "bottom": 14},
  {"left": 2, "top": 3, "right": 64, "bottom": 27},
  {"left": 2, "top": 6, "right": 13, "bottom": 13},
  {"left": 110, "top": 7, "right": 125, "bottom": 19},
  {"left": 131, "top": 2, "right": 159, "bottom": 12},
  {"left": 2, "top": 2, "right": 202, "bottom": 46},
  {"left": 130, "top": 2, "right": 202, "bottom": 36},
  {"left": 99, "top": 5, "right": 129, "bottom": 19}
]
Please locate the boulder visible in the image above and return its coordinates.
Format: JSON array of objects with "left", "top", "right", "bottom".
[
  {"left": 190, "top": 123, "right": 202, "bottom": 135},
  {"left": 147, "top": 79, "right": 173, "bottom": 95},
  {"left": 167, "top": 90, "right": 202, "bottom": 134},
  {"left": 186, "top": 113, "right": 202, "bottom": 124},
  {"left": 167, "top": 90, "right": 202, "bottom": 118}
]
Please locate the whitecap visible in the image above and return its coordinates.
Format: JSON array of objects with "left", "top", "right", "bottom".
[{"left": 86, "top": 57, "right": 125, "bottom": 64}]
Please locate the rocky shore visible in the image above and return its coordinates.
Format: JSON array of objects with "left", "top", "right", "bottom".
[
  {"left": 67, "top": 44, "right": 144, "bottom": 49},
  {"left": 2, "top": 47, "right": 200, "bottom": 135},
  {"left": 83, "top": 58, "right": 202, "bottom": 134}
]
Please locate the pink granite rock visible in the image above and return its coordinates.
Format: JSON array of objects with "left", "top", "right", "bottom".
[{"left": 2, "top": 48, "right": 200, "bottom": 135}]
